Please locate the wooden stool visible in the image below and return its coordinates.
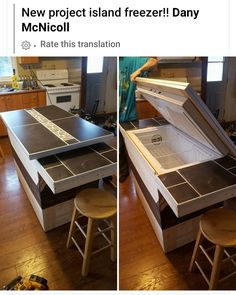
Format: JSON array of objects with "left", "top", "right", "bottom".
[
  {"left": 189, "top": 208, "right": 236, "bottom": 289},
  {"left": 67, "top": 188, "right": 117, "bottom": 276}
]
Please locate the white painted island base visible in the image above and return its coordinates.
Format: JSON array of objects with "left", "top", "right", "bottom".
[
  {"left": 132, "top": 172, "right": 200, "bottom": 252},
  {"left": 16, "top": 162, "right": 74, "bottom": 231}
]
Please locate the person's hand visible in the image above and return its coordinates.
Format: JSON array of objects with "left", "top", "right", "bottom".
[{"left": 130, "top": 69, "right": 141, "bottom": 82}]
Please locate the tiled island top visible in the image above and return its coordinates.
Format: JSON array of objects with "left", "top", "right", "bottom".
[
  {"left": 36, "top": 142, "right": 117, "bottom": 194},
  {"left": 159, "top": 156, "right": 236, "bottom": 206},
  {"left": 38, "top": 143, "right": 116, "bottom": 181},
  {"left": 2, "top": 105, "right": 117, "bottom": 194},
  {"left": 1, "top": 105, "right": 113, "bottom": 159}
]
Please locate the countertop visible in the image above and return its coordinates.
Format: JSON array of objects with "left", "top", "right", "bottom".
[
  {"left": 0, "top": 88, "right": 46, "bottom": 96},
  {"left": 1, "top": 105, "right": 113, "bottom": 159}
]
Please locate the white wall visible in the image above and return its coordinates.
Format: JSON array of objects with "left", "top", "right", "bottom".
[
  {"left": 104, "top": 57, "right": 117, "bottom": 113},
  {"left": 223, "top": 57, "right": 236, "bottom": 122}
]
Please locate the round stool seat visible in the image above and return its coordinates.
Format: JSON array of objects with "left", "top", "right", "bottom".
[
  {"left": 200, "top": 208, "right": 236, "bottom": 247},
  {"left": 75, "top": 188, "right": 117, "bottom": 219}
]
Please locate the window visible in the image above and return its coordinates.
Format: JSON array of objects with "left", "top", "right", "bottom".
[
  {"left": 207, "top": 56, "right": 224, "bottom": 82},
  {"left": 0, "top": 57, "right": 17, "bottom": 81},
  {"left": 87, "top": 57, "right": 104, "bottom": 73}
]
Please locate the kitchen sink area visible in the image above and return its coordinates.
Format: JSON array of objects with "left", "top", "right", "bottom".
[
  {"left": 0, "top": 86, "right": 17, "bottom": 93},
  {"left": 0, "top": 86, "right": 42, "bottom": 93}
]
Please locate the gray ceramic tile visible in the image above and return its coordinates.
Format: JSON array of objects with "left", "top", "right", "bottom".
[
  {"left": 90, "top": 142, "right": 113, "bottom": 153},
  {"left": 65, "top": 139, "right": 78, "bottom": 144},
  {"left": 47, "top": 165, "right": 73, "bottom": 181},
  {"left": 54, "top": 117, "right": 111, "bottom": 141},
  {"left": 215, "top": 156, "right": 236, "bottom": 169},
  {"left": 12, "top": 124, "right": 66, "bottom": 154},
  {"left": 229, "top": 167, "right": 236, "bottom": 176},
  {"left": 119, "top": 122, "right": 136, "bottom": 131},
  {"left": 159, "top": 172, "right": 185, "bottom": 188},
  {"left": 1, "top": 109, "right": 38, "bottom": 127},
  {"left": 58, "top": 148, "right": 111, "bottom": 175},
  {"left": 168, "top": 183, "right": 199, "bottom": 203},
  {"left": 179, "top": 161, "right": 236, "bottom": 195},
  {"left": 102, "top": 150, "right": 117, "bottom": 163},
  {"left": 35, "top": 105, "right": 73, "bottom": 120},
  {"left": 38, "top": 156, "right": 60, "bottom": 169}
]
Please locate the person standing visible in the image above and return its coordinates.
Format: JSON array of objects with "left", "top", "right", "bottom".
[
  {"left": 119, "top": 57, "right": 159, "bottom": 182},
  {"left": 119, "top": 57, "right": 159, "bottom": 122}
]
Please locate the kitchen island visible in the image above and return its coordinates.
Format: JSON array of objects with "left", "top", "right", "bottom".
[
  {"left": 120, "top": 78, "right": 236, "bottom": 252},
  {"left": 1, "top": 105, "right": 117, "bottom": 231}
]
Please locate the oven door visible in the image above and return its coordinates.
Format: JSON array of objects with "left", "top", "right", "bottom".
[{"left": 47, "top": 91, "right": 80, "bottom": 112}]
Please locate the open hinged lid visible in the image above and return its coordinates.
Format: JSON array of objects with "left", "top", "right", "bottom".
[{"left": 136, "top": 78, "right": 236, "bottom": 157}]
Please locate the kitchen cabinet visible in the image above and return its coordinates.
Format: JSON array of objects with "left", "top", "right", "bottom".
[
  {"left": 136, "top": 98, "right": 159, "bottom": 119},
  {"left": 0, "top": 97, "right": 7, "bottom": 136},
  {"left": 38, "top": 91, "right": 46, "bottom": 107},
  {"left": 5, "top": 95, "right": 22, "bottom": 110},
  {"left": 0, "top": 90, "right": 46, "bottom": 136},
  {"left": 22, "top": 91, "right": 46, "bottom": 108},
  {"left": 21, "top": 92, "right": 38, "bottom": 109},
  {"left": 18, "top": 57, "right": 39, "bottom": 65}
]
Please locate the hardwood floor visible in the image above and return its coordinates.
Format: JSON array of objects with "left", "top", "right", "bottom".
[
  {"left": 119, "top": 173, "right": 236, "bottom": 290},
  {"left": 0, "top": 137, "right": 116, "bottom": 290}
]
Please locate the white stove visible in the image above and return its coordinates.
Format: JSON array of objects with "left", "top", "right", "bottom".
[{"left": 36, "top": 69, "right": 81, "bottom": 112}]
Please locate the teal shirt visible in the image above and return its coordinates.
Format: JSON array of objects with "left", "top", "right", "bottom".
[{"left": 119, "top": 57, "right": 149, "bottom": 122}]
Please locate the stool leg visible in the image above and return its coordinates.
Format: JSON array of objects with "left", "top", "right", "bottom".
[
  {"left": 67, "top": 206, "right": 78, "bottom": 248},
  {"left": 209, "top": 245, "right": 224, "bottom": 290},
  {"left": 110, "top": 215, "right": 117, "bottom": 262},
  {"left": 189, "top": 229, "right": 204, "bottom": 272},
  {"left": 82, "top": 218, "right": 96, "bottom": 276}
]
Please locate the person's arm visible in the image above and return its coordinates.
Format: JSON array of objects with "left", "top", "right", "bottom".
[{"left": 130, "top": 57, "right": 160, "bottom": 82}]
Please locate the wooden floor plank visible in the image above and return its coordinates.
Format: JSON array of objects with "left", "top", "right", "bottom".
[{"left": 0, "top": 267, "right": 19, "bottom": 288}]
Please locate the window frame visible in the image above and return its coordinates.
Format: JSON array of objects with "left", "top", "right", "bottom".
[
  {"left": 87, "top": 57, "right": 104, "bottom": 74},
  {"left": 207, "top": 56, "right": 225, "bottom": 82},
  {"left": 0, "top": 57, "right": 18, "bottom": 82}
]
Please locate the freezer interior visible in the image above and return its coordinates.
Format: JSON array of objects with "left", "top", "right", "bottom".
[{"left": 128, "top": 125, "right": 222, "bottom": 174}]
